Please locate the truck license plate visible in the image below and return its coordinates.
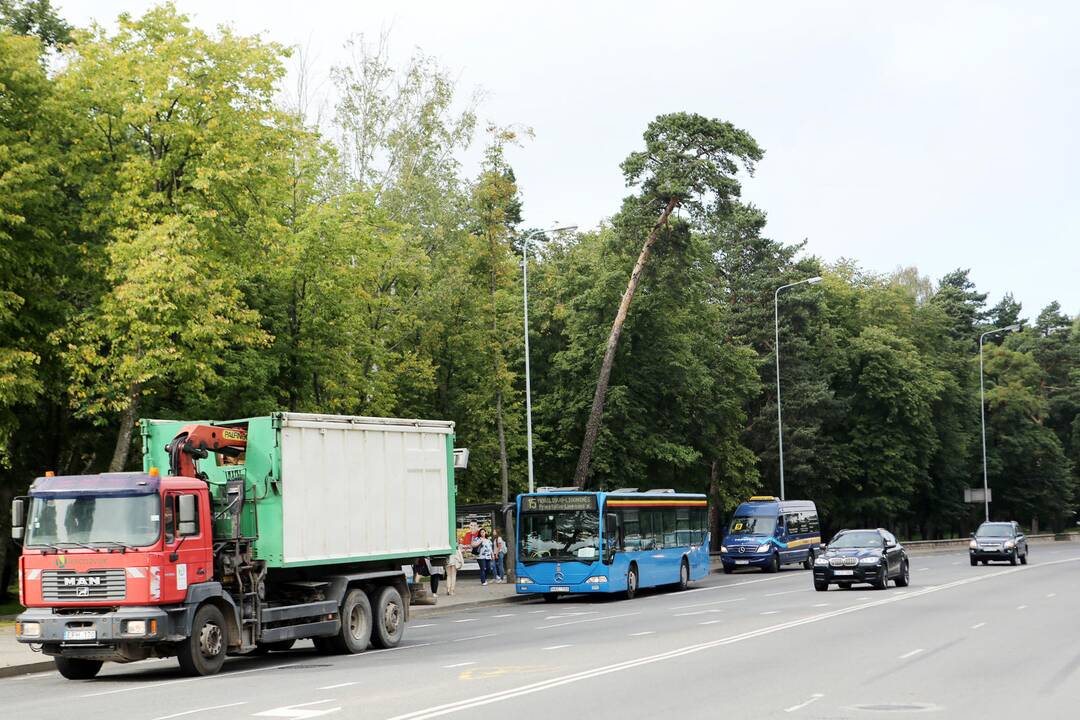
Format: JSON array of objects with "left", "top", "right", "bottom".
[
  {"left": 64, "top": 629, "right": 96, "bottom": 641},
  {"left": 735, "top": 560, "right": 750, "bottom": 565},
  {"left": 832, "top": 570, "right": 854, "bottom": 576},
  {"left": 549, "top": 586, "right": 569, "bottom": 592}
]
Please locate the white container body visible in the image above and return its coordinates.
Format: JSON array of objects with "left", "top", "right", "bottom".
[{"left": 278, "top": 413, "right": 454, "bottom": 565}]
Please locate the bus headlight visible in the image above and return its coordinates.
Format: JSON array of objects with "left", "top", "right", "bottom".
[
  {"left": 517, "top": 577, "right": 533, "bottom": 584},
  {"left": 585, "top": 576, "right": 608, "bottom": 583},
  {"left": 720, "top": 545, "right": 728, "bottom": 553},
  {"left": 756, "top": 543, "right": 771, "bottom": 553},
  {"left": 16, "top": 622, "right": 41, "bottom": 638}
]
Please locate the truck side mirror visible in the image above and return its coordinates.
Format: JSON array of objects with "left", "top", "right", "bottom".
[
  {"left": 11, "top": 497, "right": 27, "bottom": 543},
  {"left": 178, "top": 494, "right": 198, "bottom": 536}
]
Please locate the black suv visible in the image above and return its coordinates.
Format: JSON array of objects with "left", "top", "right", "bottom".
[
  {"left": 812, "top": 528, "right": 910, "bottom": 591},
  {"left": 969, "top": 521, "right": 1028, "bottom": 566}
]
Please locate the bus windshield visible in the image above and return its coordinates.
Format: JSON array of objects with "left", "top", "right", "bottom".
[
  {"left": 25, "top": 494, "right": 162, "bottom": 549},
  {"left": 520, "top": 511, "right": 600, "bottom": 562},
  {"left": 728, "top": 515, "right": 774, "bottom": 536}
]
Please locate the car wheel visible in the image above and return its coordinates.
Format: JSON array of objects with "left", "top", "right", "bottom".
[
  {"left": 54, "top": 656, "right": 103, "bottom": 680},
  {"left": 1020, "top": 550, "right": 1028, "bottom": 565},
  {"left": 813, "top": 579, "right": 828, "bottom": 592},
  {"left": 803, "top": 550, "right": 815, "bottom": 570},
  {"left": 677, "top": 559, "right": 690, "bottom": 591},
  {"left": 1009, "top": 550, "right": 1019, "bottom": 566},
  {"left": 969, "top": 557, "right": 977, "bottom": 567},
  {"left": 895, "top": 560, "right": 910, "bottom": 587},
  {"left": 625, "top": 565, "right": 639, "bottom": 600},
  {"left": 177, "top": 603, "right": 227, "bottom": 676},
  {"left": 873, "top": 565, "right": 889, "bottom": 590},
  {"left": 371, "top": 585, "right": 405, "bottom": 649},
  {"left": 765, "top": 553, "right": 780, "bottom": 574}
]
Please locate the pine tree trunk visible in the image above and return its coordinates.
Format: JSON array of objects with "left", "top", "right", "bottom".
[
  {"left": 708, "top": 460, "right": 722, "bottom": 551},
  {"left": 108, "top": 385, "right": 141, "bottom": 473},
  {"left": 573, "top": 197, "right": 679, "bottom": 488},
  {"left": 0, "top": 486, "right": 11, "bottom": 600}
]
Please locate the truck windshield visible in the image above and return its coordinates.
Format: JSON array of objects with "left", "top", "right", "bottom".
[
  {"left": 24, "top": 495, "right": 161, "bottom": 549},
  {"left": 728, "top": 515, "right": 774, "bottom": 535},
  {"left": 520, "top": 511, "right": 600, "bottom": 562}
]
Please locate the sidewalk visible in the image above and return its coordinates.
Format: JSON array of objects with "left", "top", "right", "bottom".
[
  {"left": 0, "top": 623, "right": 53, "bottom": 677},
  {"left": 410, "top": 574, "right": 523, "bottom": 615}
]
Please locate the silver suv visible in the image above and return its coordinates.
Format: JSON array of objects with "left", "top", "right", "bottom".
[{"left": 969, "top": 521, "right": 1028, "bottom": 566}]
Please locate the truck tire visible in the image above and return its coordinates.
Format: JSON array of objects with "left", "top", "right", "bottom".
[
  {"left": 54, "top": 656, "right": 103, "bottom": 680},
  {"left": 371, "top": 586, "right": 405, "bottom": 649},
  {"left": 327, "top": 589, "right": 371, "bottom": 654},
  {"left": 177, "top": 604, "right": 227, "bottom": 676}
]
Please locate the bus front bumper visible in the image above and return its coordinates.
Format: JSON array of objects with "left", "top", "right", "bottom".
[
  {"left": 516, "top": 580, "right": 607, "bottom": 594},
  {"left": 720, "top": 552, "right": 773, "bottom": 568}
]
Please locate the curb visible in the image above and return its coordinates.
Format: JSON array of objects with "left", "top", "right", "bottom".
[{"left": 0, "top": 659, "right": 54, "bottom": 679}]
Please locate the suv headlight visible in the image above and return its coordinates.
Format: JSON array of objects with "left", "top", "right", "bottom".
[
  {"left": 1004, "top": 540, "right": 1016, "bottom": 549},
  {"left": 969, "top": 540, "right": 978, "bottom": 549},
  {"left": 858, "top": 556, "right": 881, "bottom": 565},
  {"left": 756, "top": 543, "right": 771, "bottom": 553},
  {"left": 814, "top": 556, "right": 829, "bottom": 566}
]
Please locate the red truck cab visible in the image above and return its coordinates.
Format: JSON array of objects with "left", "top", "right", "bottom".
[{"left": 14, "top": 471, "right": 213, "bottom": 672}]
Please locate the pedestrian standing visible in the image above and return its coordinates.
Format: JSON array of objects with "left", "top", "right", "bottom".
[
  {"left": 474, "top": 528, "right": 494, "bottom": 585},
  {"left": 492, "top": 529, "right": 508, "bottom": 583},
  {"left": 446, "top": 543, "right": 464, "bottom": 595}
]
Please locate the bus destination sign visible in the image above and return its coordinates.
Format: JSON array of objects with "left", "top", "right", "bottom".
[{"left": 522, "top": 495, "right": 598, "bottom": 512}]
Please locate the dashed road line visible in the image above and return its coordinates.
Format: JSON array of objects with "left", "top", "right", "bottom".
[
  {"left": 899, "top": 648, "right": 924, "bottom": 660},
  {"left": 454, "top": 634, "right": 496, "bottom": 643},
  {"left": 543, "top": 645, "right": 572, "bottom": 651},
  {"left": 536, "top": 612, "right": 640, "bottom": 630},
  {"left": 971, "top": 622, "right": 986, "bottom": 629},
  {"left": 150, "top": 703, "right": 247, "bottom": 720},
  {"left": 443, "top": 662, "right": 477, "bottom": 669},
  {"left": 784, "top": 694, "right": 824, "bottom": 713}
]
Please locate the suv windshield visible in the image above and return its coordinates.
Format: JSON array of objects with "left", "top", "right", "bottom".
[
  {"left": 520, "top": 511, "right": 600, "bottom": 562},
  {"left": 830, "top": 531, "right": 883, "bottom": 548},
  {"left": 728, "top": 516, "right": 774, "bottom": 535},
  {"left": 25, "top": 495, "right": 161, "bottom": 549},
  {"left": 976, "top": 523, "right": 1014, "bottom": 538}
]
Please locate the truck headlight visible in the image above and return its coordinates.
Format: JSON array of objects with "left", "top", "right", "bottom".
[
  {"left": 756, "top": 543, "right": 771, "bottom": 553},
  {"left": 859, "top": 556, "right": 881, "bottom": 566},
  {"left": 720, "top": 545, "right": 728, "bottom": 553},
  {"left": 517, "top": 577, "right": 533, "bottom": 584},
  {"left": 585, "top": 576, "right": 608, "bottom": 583},
  {"left": 16, "top": 622, "right": 41, "bottom": 638},
  {"left": 124, "top": 620, "right": 147, "bottom": 635}
]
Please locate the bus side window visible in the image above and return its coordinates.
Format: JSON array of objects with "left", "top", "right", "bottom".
[
  {"left": 663, "top": 509, "right": 676, "bottom": 548},
  {"left": 621, "top": 509, "right": 641, "bottom": 551},
  {"left": 639, "top": 510, "right": 654, "bottom": 550},
  {"left": 808, "top": 513, "right": 820, "bottom": 534},
  {"left": 676, "top": 508, "right": 690, "bottom": 546},
  {"left": 786, "top": 514, "right": 799, "bottom": 535}
]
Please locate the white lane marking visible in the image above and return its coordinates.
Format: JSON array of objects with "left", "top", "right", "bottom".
[
  {"left": 318, "top": 682, "right": 358, "bottom": 690},
  {"left": 150, "top": 703, "right": 247, "bottom": 720},
  {"left": 761, "top": 611, "right": 780, "bottom": 615},
  {"left": 1017, "top": 605, "right": 1027, "bottom": 610},
  {"left": 347, "top": 642, "right": 435, "bottom": 658},
  {"left": 856, "top": 597, "right": 870, "bottom": 601},
  {"left": 971, "top": 622, "right": 986, "bottom": 630},
  {"left": 629, "top": 631, "right": 654, "bottom": 636},
  {"left": 765, "top": 589, "right": 806, "bottom": 598},
  {"left": 382, "top": 557, "right": 1080, "bottom": 720},
  {"left": 535, "top": 612, "right": 640, "bottom": 630},
  {"left": 453, "top": 619, "right": 477, "bottom": 623},
  {"left": 700, "top": 620, "right": 721, "bottom": 625},
  {"left": 899, "top": 648, "right": 924, "bottom": 660},
  {"left": 784, "top": 694, "right": 824, "bottom": 713},
  {"left": 951, "top": 561, "right": 960, "bottom": 565},
  {"left": 528, "top": 610, "right": 545, "bottom": 614},
  {"left": 671, "top": 597, "right": 745, "bottom": 610},
  {"left": 812, "top": 603, "right": 829, "bottom": 607},
  {"left": 544, "top": 611, "right": 599, "bottom": 620},
  {"left": 454, "top": 633, "right": 496, "bottom": 643},
  {"left": 254, "top": 699, "right": 341, "bottom": 718},
  {"left": 918, "top": 567, "right": 929, "bottom": 571},
  {"left": 443, "top": 662, "right": 477, "bottom": 669},
  {"left": 411, "top": 624, "right": 436, "bottom": 628},
  {"left": 543, "top": 644, "right": 572, "bottom": 650},
  {"left": 80, "top": 663, "right": 286, "bottom": 698},
  {"left": 1047, "top": 593, "right": 1057, "bottom": 598},
  {"left": 674, "top": 609, "right": 724, "bottom": 617},
  {"left": 493, "top": 614, "right": 516, "bottom": 618}
]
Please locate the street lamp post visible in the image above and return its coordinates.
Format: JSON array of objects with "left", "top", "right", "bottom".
[
  {"left": 774, "top": 276, "right": 822, "bottom": 501},
  {"left": 523, "top": 225, "right": 576, "bottom": 494},
  {"left": 979, "top": 323, "right": 1021, "bottom": 522}
]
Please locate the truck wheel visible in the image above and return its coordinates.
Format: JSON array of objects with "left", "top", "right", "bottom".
[
  {"left": 371, "top": 586, "right": 405, "bottom": 649},
  {"left": 54, "top": 656, "right": 103, "bottom": 680},
  {"left": 328, "top": 589, "right": 371, "bottom": 654},
  {"left": 177, "top": 604, "right": 227, "bottom": 676}
]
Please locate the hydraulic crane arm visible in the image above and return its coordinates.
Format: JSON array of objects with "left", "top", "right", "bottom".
[{"left": 165, "top": 424, "right": 248, "bottom": 478}]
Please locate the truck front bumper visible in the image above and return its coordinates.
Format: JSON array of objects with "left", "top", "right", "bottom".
[{"left": 15, "top": 606, "right": 174, "bottom": 660}]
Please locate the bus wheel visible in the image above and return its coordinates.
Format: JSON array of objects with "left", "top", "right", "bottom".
[
  {"left": 722, "top": 564, "right": 734, "bottom": 574},
  {"left": 54, "top": 657, "right": 102, "bottom": 680},
  {"left": 625, "top": 565, "right": 639, "bottom": 600},
  {"left": 677, "top": 559, "right": 690, "bottom": 591}
]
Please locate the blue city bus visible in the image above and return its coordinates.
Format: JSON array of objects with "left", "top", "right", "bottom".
[
  {"left": 720, "top": 496, "right": 821, "bottom": 573},
  {"left": 515, "top": 489, "right": 710, "bottom": 601}
]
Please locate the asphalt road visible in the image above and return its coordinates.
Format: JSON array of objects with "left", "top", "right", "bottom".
[{"left": 2, "top": 544, "right": 1078, "bottom": 719}]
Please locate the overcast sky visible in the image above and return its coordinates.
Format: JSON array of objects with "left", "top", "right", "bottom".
[{"left": 58, "top": 1, "right": 1079, "bottom": 318}]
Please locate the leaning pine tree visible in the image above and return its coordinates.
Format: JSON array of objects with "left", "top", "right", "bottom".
[{"left": 572, "top": 112, "right": 763, "bottom": 488}]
